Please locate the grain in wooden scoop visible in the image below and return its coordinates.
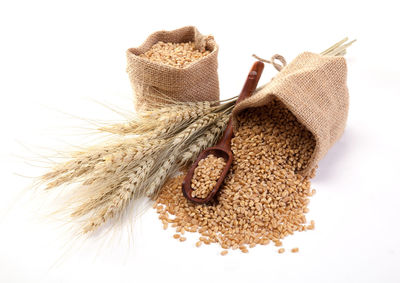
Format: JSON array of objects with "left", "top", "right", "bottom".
[{"left": 190, "top": 154, "right": 226, "bottom": 199}]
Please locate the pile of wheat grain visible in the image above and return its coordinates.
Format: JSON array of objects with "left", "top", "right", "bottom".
[
  {"left": 154, "top": 99, "right": 317, "bottom": 254},
  {"left": 139, "top": 41, "right": 210, "bottom": 68}
]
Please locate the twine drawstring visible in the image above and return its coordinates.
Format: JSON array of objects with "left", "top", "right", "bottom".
[{"left": 252, "top": 54, "right": 287, "bottom": 72}]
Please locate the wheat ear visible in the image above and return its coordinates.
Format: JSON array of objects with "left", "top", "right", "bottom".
[
  {"left": 179, "top": 114, "right": 230, "bottom": 166},
  {"left": 98, "top": 100, "right": 218, "bottom": 135},
  {"left": 80, "top": 158, "right": 154, "bottom": 233},
  {"left": 144, "top": 112, "right": 227, "bottom": 197},
  {"left": 72, "top": 157, "right": 156, "bottom": 220},
  {"left": 98, "top": 100, "right": 236, "bottom": 138},
  {"left": 43, "top": 137, "right": 165, "bottom": 189}
]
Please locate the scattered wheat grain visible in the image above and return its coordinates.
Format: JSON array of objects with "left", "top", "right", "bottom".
[
  {"left": 291, "top": 248, "right": 299, "bottom": 253},
  {"left": 154, "top": 100, "right": 316, "bottom": 252},
  {"left": 221, "top": 250, "right": 228, "bottom": 256}
]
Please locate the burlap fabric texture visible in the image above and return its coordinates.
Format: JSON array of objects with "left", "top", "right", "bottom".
[
  {"left": 232, "top": 52, "right": 349, "bottom": 175},
  {"left": 126, "top": 26, "right": 219, "bottom": 110}
]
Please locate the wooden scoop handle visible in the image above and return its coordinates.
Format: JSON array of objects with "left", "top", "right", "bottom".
[
  {"left": 181, "top": 61, "right": 265, "bottom": 204},
  {"left": 236, "top": 61, "right": 265, "bottom": 104},
  {"left": 216, "top": 61, "right": 265, "bottom": 150}
]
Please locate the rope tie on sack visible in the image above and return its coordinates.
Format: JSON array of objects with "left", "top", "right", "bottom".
[
  {"left": 252, "top": 54, "right": 287, "bottom": 72},
  {"left": 196, "top": 35, "right": 215, "bottom": 52}
]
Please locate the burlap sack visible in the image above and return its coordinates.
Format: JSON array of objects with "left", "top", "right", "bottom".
[
  {"left": 232, "top": 52, "right": 349, "bottom": 175},
  {"left": 126, "top": 26, "right": 219, "bottom": 110}
]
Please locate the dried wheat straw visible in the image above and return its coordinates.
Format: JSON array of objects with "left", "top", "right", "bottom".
[{"left": 41, "top": 97, "right": 232, "bottom": 233}]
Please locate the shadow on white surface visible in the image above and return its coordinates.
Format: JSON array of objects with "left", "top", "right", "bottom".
[{"left": 313, "top": 129, "right": 354, "bottom": 183}]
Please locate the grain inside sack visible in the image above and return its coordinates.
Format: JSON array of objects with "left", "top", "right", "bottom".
[
  {"left": 139, "top": 41, "right": 211, "bottom": 68},
  {"left": 126, "top": 26, "right": 220, "bottom": 110}
]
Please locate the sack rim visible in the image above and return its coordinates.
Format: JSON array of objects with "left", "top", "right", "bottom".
[{"left": 126, "top": 26, "right": 218, "bottom": 72}]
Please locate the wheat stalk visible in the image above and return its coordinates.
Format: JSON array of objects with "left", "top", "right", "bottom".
[{"left": 320, "top": 38, "right": 356, "bottom": 56}]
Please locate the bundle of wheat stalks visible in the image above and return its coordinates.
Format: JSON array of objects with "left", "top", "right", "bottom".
[
  {"left": 40, "top": 38, "right": 354, "bottom": 234},
  {"left": 41, "top": 97, "right": 235, "bottom": 233}
]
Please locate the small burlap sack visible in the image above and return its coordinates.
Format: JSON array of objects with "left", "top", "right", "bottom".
[
  {"left": 126, "top": 26, "right": 219, "bottom": 110},
  {"left": 232, "top": 52, "right": 349, "bottom": 175}
]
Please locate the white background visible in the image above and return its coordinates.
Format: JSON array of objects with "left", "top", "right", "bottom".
[{"left": 1, "top": 0, "right": 399, "bottom": 282}]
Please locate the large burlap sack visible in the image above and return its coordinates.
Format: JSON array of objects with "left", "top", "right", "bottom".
[
  {"left": 232, "top": 52, "right": 349, "bottom": 175},
  {"left": 126, "top": 26, "right": 219, "bottom": 110}
]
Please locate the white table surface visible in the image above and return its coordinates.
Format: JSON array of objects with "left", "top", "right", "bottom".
[{"left": 1, "top": 1, "right": 399, "bottom": 282}]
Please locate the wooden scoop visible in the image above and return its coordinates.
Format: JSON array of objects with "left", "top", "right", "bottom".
[{"left": 182, "top": 61, "right": 264, "bottom": 204}]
